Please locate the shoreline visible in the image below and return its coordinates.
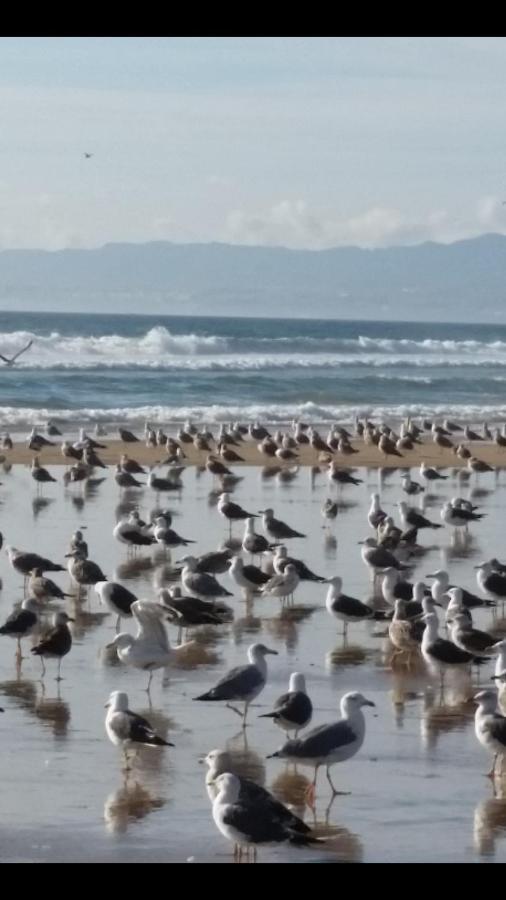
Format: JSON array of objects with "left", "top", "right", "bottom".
[{"left": 5, "top": 437, "right": 506, "bottom": 469}]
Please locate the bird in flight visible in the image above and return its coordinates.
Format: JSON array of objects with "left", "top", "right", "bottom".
[
  {"left": 84, "top": 153, "right": 93, "bottom": 159},
  {"left": 0, "top": 340, "right": 33, "bottom": 366}
]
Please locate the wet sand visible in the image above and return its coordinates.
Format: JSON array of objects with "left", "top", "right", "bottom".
[
  {"left": 0, "top": 461, "right": 506, "bottom": 862},
  {"left": 4, "top": 432, "right": 506, "bottom": 469}
]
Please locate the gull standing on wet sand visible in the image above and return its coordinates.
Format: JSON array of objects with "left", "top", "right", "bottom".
[
  {"left": 105, "top": 690, "right": 174, "bottom": 771},
  {"left": 31, "top": 610, "right": 73, "bottom": 680},
  {"left": 268, "top": 691, "right": 375, "bottom": 803},
  {"left": 107, "top": 599, "right": 175, "bottom": 693},
  {"left": 211, "top": 773, "right": 321, "bottom": 861},
  {"left": 193, "top": 642, "right": 278, "bottom": 726},
  {"left": 474, "top": 689, "right": 506, "bottom": 778},
  {"left": 259, "top": 672, "right": 313, "bottom": 737}
]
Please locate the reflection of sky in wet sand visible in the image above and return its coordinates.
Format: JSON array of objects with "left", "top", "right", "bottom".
[{"left": 1, "top": 461, "right": 506, "bottom": 860}]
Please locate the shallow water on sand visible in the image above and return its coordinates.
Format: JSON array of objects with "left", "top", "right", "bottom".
[{"left": 1, "top": 462, "right": 506, "bottom": 862}]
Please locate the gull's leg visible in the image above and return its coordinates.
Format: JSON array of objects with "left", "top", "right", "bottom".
[
  {"left": 39, "top": 656, "right": 46, "bottom": 678},
  {"left": 116, "top": 615, "right": 121, "bottom": 634},
  {"left": 56, "top": 657, "right": 63, "bottom": 681},
  {"left": 305, "top": 765, "right": 320, "bottom": 808},
  {"left": 326, "top": 765, "right": 350, "bottom": 796},
  {"left": 486, "top": 753, "right": 498, "bottom": 779},
  {"left": 226, "top": 702, "right": 244, "bottom": 718},
  {"left": 146, "top": 670, "right": 154, "bottom": 694}
]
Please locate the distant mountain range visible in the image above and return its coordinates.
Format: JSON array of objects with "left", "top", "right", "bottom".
[{"left": 0, "top": 233, "right": 505, "bottom": 321}]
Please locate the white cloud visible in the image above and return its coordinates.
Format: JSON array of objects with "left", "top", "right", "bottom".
[
  {"left": 223, "top": 197, "right": 506, "bottom": 250},
  {"left": 225, "top": 201, "right": 461, "bottom": 249}
]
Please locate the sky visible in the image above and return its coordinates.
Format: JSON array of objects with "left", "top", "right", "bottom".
[{"left": 1, "top": 36, "right": 506, "bottom": 251}]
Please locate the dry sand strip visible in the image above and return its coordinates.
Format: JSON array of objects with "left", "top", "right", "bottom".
[{"left": 4, "top": 438, "right": 506, "bottom": 469}]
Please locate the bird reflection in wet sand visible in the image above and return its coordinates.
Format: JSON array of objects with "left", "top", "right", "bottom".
[
  {"left": 326, "top": 645, "right": 368, "bottom": 669},
  {"left": 0, "top": 675, "right": 38, "bottom": 714},
  {"left": 231, "top": 609, "right": 263, "bottom": 642},
  {"left": 104, "top": 779, "right": 165, "bottom": 835},
  {"left": 421, "top": 687, "right": 475, "bottom": 751},
  {"left": 32, "top": 496, "right": 55, "bottom": 520},
  {"left": 474, "top": 780, "right": 506, "bottom": 856},
  {"left": 323, "top": 533, "right": 337, "bottom": 558},
  {"left": 115, "top": 556, "right": 155, "bottom": 581},
  {"left": 70, "top": 604, "right": 109, "bottom": 640},
  {"left": 35, "top": 683, "right": 71, "bottom": 739},
  {"left": 264, "top": 616, "right": 298, "bottom": 652}
]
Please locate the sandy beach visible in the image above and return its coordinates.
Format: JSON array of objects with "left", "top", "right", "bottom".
[
  {"left": 5, "top": 433, "right": 506, "bottom": 469},
  {"left": 0, "top": 457, "right": 506, "bottom": 862}
]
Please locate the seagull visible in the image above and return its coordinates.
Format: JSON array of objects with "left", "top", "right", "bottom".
[
  {"left": 325, "top": 575, "right": 386, "bottom": 639},
  {"left": 228, "top": 556, "right": 270, "bottom": 596},
  {"left": 0, "top": 339, "right": 32, "bottom": 366},
  {"left": 105, "top": 690, "right": 173, "bottom": 770},
  {"left": 211, "top": 773, "right": 320, "bottom": 861},
  {"left": 152, "top": 517, "right": 195, "bottom": 549},
  {"left": 441, "top": 501, "right": 484, "bottom": 530},
  {"left": 203, "top": 748, "right": 311, "bottom": 836},
  {"left": 400, "top": 473, "right": 425, "bottom": 495},
  {"left": 106, "top": 599, "right": 174, "bottom": 693},
  {"left": 178, "top": 555, "right": 233, "bottom": 602},
  {"left": 241, "top": 517, "right": 276, "bottom": 558},
  {"left": 258, "top": 508, "right": 305, "bottom": 540},
  {"left": 388, "top": 598, "right": 424, "bottom": 655},
  {"left": 194, "top": 548, "right": 234, "bottom": 574},
  {"left": 427, "top": 568, "right": 495, "bottom": 610},
  {"left": 321, "top": 498, "right": 338, "bottom": 528},
  {"left": 272, "top": 545, "right": 325, "bottom": 582},
  {"left": 475, "top": 562, "right": 506, "bottom": 608},
  {"left": 31, "top": 457, "right": 57, "bottom": 489},
  {"left": 158, "top": 587, "right": 231, "bottom": 641},
  {"left": 449, "top": 613, "right": 496, "bottom": 659},
  {"left": 115, "top": 465, "right": 144, "bottom": 489},
  {"left": 368, "top": 493, "right": 387, "bottom": 530},
  {"left": 0, "top": 598, "right": 40, "bottom": 659},
  {"left": 398, "top": 501, "right": 442, "bottom": 531},
  {"left": 31, "top": 610, "right": 73, "bottom": 679},
  {"left": 113, "top": 514, "right": 155, "bottom": 552},
  {"left": 84, "top": 152, "right": 93, "bottom": 158},
  {"left": 268, "top": 691, "right": 375, "bottom": 802},
  {"left": 359, "top": 537, "right": 409, "bottom": 580},
  {"left": 147, "top": 471, "right": 182, "bottom": 494},
  {"left": 28, "top": 568, "right": 72, "bottom": 602},
  {"left": 420, "top": 462, "right": 448, "bottom": 482},
  {"left": 95, "top": 581, "right": 137, "bottom": 632},
  {"left": 218, "top": 493, "right": 257, "bottom": 536},
  {"left": 260, "top": 563, "right": 300, "bottom": 606},
  {"left": 193, "top": 642, "right": 278, "bottom": 726},
  {"left": 6, "top": 546, "right": 65, "bottom": 589},
  {"left": 65, "top": 548, "right": 106, "bottom": 598},
  {"left": 474, "top": 689, "right": 506, "bottom": 778},
  {"left": 421, "top": 611, "right": 484, "bottom": 687},
  {"left": 259, "top": 672, "right": 313, "bottom": 737},
  {"left": 327, "top": 461, "right": 363, "bottom": 487}
]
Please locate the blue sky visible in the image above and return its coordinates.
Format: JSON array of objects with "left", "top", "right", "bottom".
[{"left": 1, "top": 36, "right": 506, "bottom": 250}]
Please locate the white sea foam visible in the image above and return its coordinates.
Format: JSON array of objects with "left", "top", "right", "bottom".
[
  {"left": 2, "top": 327, "right": 506, "bottom": 370},
  {"left": 2, "top": 401, "right": 506, "bottom": 430}
]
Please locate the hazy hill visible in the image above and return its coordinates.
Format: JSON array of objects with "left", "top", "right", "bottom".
[{"left": 0, "top": 233, "right": 505, "bottom": 321}]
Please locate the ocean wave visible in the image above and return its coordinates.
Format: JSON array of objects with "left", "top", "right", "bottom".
[
  {"left": 2, "top": 401, "right": 506, "bottom": 430},
  {"left": 3, "top": 327, "right": 506, "bottom": 369}
]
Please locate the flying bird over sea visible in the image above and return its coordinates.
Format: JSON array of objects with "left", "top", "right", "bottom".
[{"left": 0, "top": 340, "right": 33, "bottom": 366}]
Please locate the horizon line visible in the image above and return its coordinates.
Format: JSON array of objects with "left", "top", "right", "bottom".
[{"left": 0, "top": 230, "right": 504, "bottom": 256}]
